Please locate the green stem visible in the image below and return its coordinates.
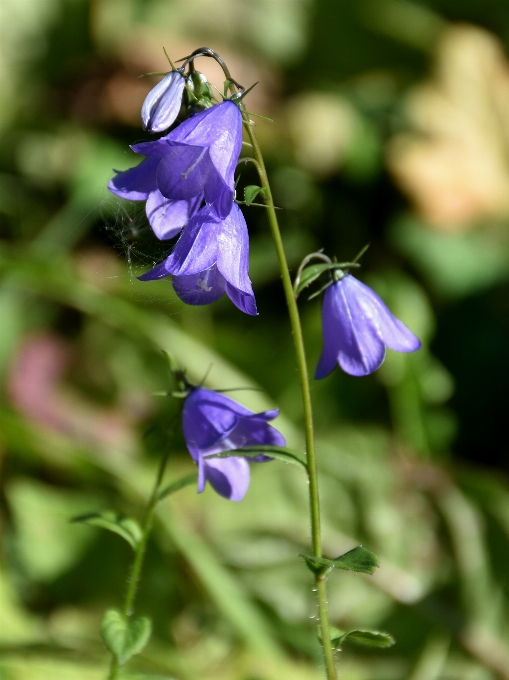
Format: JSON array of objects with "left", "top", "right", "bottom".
[
  {"left": 243, "top": 116, "right": 338, "bottom": 680},
  {"left": 106, "top": 447, "right": 172, "bottom": 680}
]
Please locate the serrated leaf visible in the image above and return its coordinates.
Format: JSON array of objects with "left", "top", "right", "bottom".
[
  {"left": 204, "top": 445, "right": 307, "bottom": 471},
  {"left": 158, "top": 473, "right": 198, "bottom": 502},
  {"left": 72, "top": 511, "right": 142, "bottom": 551},
  {"left": 100, "top": 609, "right": 152, "bottom": 665},
  {"left": 244, "top": 185, "right": 268, "bottom": 205},
  {"left": 300, "top": 545, "right": 379, "bottom": 575},
  {"left": 338, "top": 629, "right": 395, "bottom": 648}
]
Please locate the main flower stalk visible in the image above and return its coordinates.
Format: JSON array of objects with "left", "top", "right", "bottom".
[{"left": 242, "top": 114, "right": 338, "bottom": 679}]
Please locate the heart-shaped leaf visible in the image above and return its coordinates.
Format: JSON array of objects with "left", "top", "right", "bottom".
[{"left": 100, "top": 609, "right": 152, "bottom": 665}]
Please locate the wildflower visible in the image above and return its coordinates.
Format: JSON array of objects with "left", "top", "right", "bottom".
[
  {"left": 141, "top": 70, "right": 186, "bottom": 133},
  {"left": 182, "top": 387, "right": 285, "bottom": 501},
  {"left": 139, "top": 204, "right": 257, "bottom": 315},
  {"left": 315, "top": 274, "right": 421, "bottom": 378},
  {"left": 108, "top": 157, "right": 199, "bottom": 240},
  {"left": 131, "top": 100, "right": 243, "bottom": 218}
]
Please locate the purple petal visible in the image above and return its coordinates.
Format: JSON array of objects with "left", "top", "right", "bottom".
[
  {"left": 142, "top": 71, "right": 186, "bottom": 133},
  {"left": 156, "top": 144, "right": 218, "bottom": 200},
  {"left": 183, "top": 387, "right": 254, "bottom": 455},
  {"left": 164, "top": 208, "right": 219, "bottom": 275},
  {"left": 345, "top": 277, "right": 422, "bottom": 353},
  {"left": 315, "top": 278, "right": 386, "bottom": 378},
  {"left": 225, "top": 284, "right": 258, "bottom": 316},
  {"left": 146, "top": 190, "right": 188, "bottom": 240},
  {"left": 200, "top": 457, "right": 251, "bottom": 501},
  {"left": 216, "top": 204, "right": 254, "bottom": 295},
  {"left": 172, "top": 267, "right": 226, "bottom": 305},
  {"left": 137, "top": 259, "right": 171, "bottom": 281},
  {"left": 170, "top": 101, "right": 243, "bottom": 187},
  {"left": 108, "top": 157, "right": 159, "bottom": 200},
  {"left": 131, "top": 136, "right": 174, "bottom": 158}
]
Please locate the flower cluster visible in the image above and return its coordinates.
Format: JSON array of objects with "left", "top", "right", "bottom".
[
  {"left": 182, "top": 387, "right": 285, "bottom": 501},
  {"left": 108, "top": 71, "right": 254, "bottom": 314}
]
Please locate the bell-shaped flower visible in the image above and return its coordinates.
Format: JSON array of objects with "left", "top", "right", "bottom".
[
  {"left": 139, "top": 204, "right": 257, "bottom": 315},
  {"left": 182, "top": 387, "right": 286, "bottom": 501},
  {"left": 131, "top": 100, "right": 242, "bottom": 219},
  {"left": 315, "top": 274, "right": 421, "bottom": 378},
  {"left": 108, "top": 157, "right": 201, "bottom": 240},
  {"left": 141, "top": 70, "right": 186, "bottom": 133}
]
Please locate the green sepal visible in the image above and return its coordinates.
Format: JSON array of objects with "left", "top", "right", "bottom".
[
  {"left": 100, "top": 609, "right": 152, "bottom": 665},
  {"left": 244, "top": 185, "right": 268, "bottom": 206},
  {"left": 72, "top": 511, "right": 142, "bottom": 551},
  {"left": 318, "top": 625, "right": 394, "bottom": 649},
  {"left": 204, "top": 445, "right": 307, "bottom": 471},
  {"left": 300, "top": 545, "right": 379, "bottom": 576},
  {"left": 158, "top": 473, "right": 198, "bottom": 502}
]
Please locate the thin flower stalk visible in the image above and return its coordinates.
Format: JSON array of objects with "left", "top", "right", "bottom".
[{"left": 240, "top": 110, "right": 338, "bottom": 679}]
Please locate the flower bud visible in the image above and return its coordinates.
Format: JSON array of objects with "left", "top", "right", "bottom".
[
  {"left": 141, "top": 70, "right": 186, "bottom": 133},
  {"left": 184, "top": 70, "right": 215, "bottom": 115}
]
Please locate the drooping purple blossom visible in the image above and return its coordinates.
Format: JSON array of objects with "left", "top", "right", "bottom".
[
  {"left": 182, "top": 387, "right": 285, "bottom": 501},
  {"left": 108, "top": 157, "right": 200, "bottom": 240},
  {"left": 141, "top": 70, "right": 186, "bottom": 133},
  {"left": 131, "top": 100, "right": 242, "bottom": 218},
  {"left": 315, "top": 274, "right": 421, "bottom": 378},
  {"left": 139, "top": 203, "right": 257, "bottom": 315}
]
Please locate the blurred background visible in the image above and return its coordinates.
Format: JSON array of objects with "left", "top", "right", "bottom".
[{"left": 1, "top": 0, "right": 509, "bottom": 678}]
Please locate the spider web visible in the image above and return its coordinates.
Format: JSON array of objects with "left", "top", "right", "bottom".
[{"left": 103, "top": 199, "right": 176, "bottom": 304}]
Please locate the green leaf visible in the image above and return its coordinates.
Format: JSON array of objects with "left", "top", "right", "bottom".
[
  {"left": 158, "top": 473, "right": 198, "bottom": 501},
  {"left": 300, "top": 545, "right": 379, "bottom": 575},
  {"left": 204, "top": 445, "right": 307, "bottom": 471},
  {"left": 295, "top": 262, "right": 360, "bottom": 296},
  {"left": 244, "top": 185, "right": 268, "bottom": 206},
  {"left": 72, "top": 511, "right": 142, "bottom": 551},
  {"left": 295, "top": 264, "right": 335, "bottom": 295},
  {"left": 318, "top": 625, "right": 394, "bottom": 649},
  {"left": 337, "top": 629, "right": 395, "bottom": 648},
  {"left": 100, "top": 609, "right": 152, "bottom": 665}
]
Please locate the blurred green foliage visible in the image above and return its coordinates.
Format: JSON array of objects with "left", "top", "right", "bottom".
[{"left": 1, "top": 1, "right": 509, "bottom": 679}]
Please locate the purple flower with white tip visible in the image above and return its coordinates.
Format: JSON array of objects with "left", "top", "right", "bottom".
[
  {"left": 182, "top": 387, "right": 286, "bottom": 501},
  {"left": 315, "top": 274, "right": 421, "bottom": 378},
  {"left": 142, "top": 70, "right": 186, "bottom": 133},
  {"left": 131, "top": 100, "right": 242, "bottom": 218},
  {"left": 139, "top": 203, "right": 257, "bottom": 315},
  {"left": 108, "top": 157, "right": 201, "bottom": 240}
]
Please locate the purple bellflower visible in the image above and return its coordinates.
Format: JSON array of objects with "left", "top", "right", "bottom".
[
  {"left": 315, "top": 274, "right": 421, "bottom": 378},
  {"left": 182, "top": 387, "right": 286, "bottom": 501},
  {"left": 131, "top": 100, "right": 243, "bottom": 219},
  {"left": 108, "top": 157, "right": 201, "bottom": 240},
  {"left": 141, "top": 70, "right": 186, "bottom": 133},
  {"left": 139, "top": 203, "right": 257, "bottom": 315}
]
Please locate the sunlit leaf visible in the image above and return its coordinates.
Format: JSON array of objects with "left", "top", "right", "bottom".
[
  {"left": 244, "top": 185, "right": 268, "bottom": 205},
  {"left": 72, "top": 511, "right": 142, "bottom": 551}
]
